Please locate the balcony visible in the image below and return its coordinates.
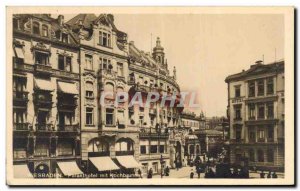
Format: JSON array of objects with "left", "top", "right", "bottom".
[
  {"left": 35, "top": 123, "right": 53, "bottom": 131},
  {"left": 140, "top": 128, "right": 169, "bottom": 138},
  {"left": 53, "top": 70, "right": 79, "bottom": 80},
  {"left": 57, "top": 124, "right": 79, "bottom": 132},
  {"left": 13, "top": 91, "right": 29, "bottom": 106},
  {"left": 115, "top": 150, "right": 134, "bottom": 156},
  {"left": 13, "top": 123, "right": 29, "bottom": 131},
  {"left": 34, "top": 94, "right": 53, "bottom": 108},
  {"left": 34, "top": 64, "right": 53, "bottom": 75}
]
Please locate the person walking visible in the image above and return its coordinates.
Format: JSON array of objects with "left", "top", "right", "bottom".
[
  {"left": 165, "top": 166, "right": 170, "bottom": 176},
  {"left": 196, "top": 165, "right": 202, "bottom": 178},
  {"left": 147, "top": 168, "right": 153, "bottom": 179},
  {"left": 137, "top": 168, "right": 142, "bottom": 178},
  {"left": 260, "top": 171, "right": 265, "bottom": 178},
  {"left": 272, "top": 172, "right": 278, "bottom": 178},
  {"left": 267, "top": 171, "right": 272, "bottom": 178}
]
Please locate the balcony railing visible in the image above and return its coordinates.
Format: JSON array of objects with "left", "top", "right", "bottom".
[
  {"left": 140, "top": 128, "right": 169, "bottom": 138},
  {"left": 34, "top": 64, "right": 53, "bottom": 75},
  {"left": 58, "top": 99, "right": 77, "bottom": 108},
  {"left": 13, "top": 91, "right": 29, "bottom": 101},
  {"left": 13, "top": 123, "right": 29, "bottom": 131},
  {"left": 57, "top": 124, "right": 79, "bottom": 132},
  {"left": 115, "top": 150, "right": 134, "bottom": 156},
  {"left": 35, "top": 123, "right": 53, "bottom": 131}
]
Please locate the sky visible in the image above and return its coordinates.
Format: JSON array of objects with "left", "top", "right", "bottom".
[{"left": 62, "top": 14, "right": 284, "bottom": 117}]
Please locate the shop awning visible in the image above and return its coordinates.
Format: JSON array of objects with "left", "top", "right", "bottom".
[
  {"left": 58, "top": 81, "right": 78, "bottom": 95},
  {"left": 15, "top": 47, "right": 24, "bottom": 59},
  {"left": 89, "top": 157, "right": 119, "bottom": 171},
  {"left": 13, "top": 164, "right": 33, "bottom": 178},
  {"left": 116, "top": 156, "right": 141, "bottom": 169},
  {"left": 57, "top": 161, "right": 83, "bottom": 176},
  {"left": 34, "top": 78, "right": 54, "bottom": 91}
]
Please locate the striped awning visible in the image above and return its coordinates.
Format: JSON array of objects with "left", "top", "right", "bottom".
[
  {"left": 116, "top": 156, "right": 141, "bottom": 169},
  {"left": 58, "top": 81, "right": 78, "bottom": 95},
  {"left": 89, "top": 157, "right": 119, "bottom": 171},
  {"left": 57, "top": 161, "right": 83, "bottom": 176},
  {"left": 34, "top": 78, "right": 54, "bottom": 91}
]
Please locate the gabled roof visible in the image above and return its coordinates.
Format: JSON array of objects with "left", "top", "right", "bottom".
[
  {"left": 66, "top": 14, "right": 97, "bottom": 30},
  {"left": 225, "top": 60, "right": 284, "bottom": 83}
]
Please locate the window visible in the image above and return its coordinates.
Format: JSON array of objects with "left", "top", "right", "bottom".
[
  {"left": 58, "top": 55, "right": 65, "bottom": 70},
  {"left": 234, "top": 106, "right": 242, "bottom": 120},
  {"left": 268, "top": 127, "right": 274, "bottom": 140},
  {"left": 139, "top": 116, "right": 144, "bottom": 127},
  {"left": 159, "top": 145, "right": 165, "bottom": 153},
  {"left": 257, "top": 79, "right": 264, "bottom": 96},
  {"left": 267, "top": 77, "right": 274, "bottom": 95},
  {"left": 258, "top": 104, "right": 265, "bottom": 119},
  {"left": 248, "top": 81, "right": 255, "bottom": 97},
  {"left": 33, "top": 22, "right": 40, "bottom": 35},
  {"left": 117, "top": 63, "right": 124, "bottom": 77},
  {"left": 14, "top": 110, "right": 26, "bottom": 124},
  {"left": 248, "top": 104, "right": 255, "bottom": 120},
  {"left": 57, "top": 141, "right": 73, "bottom": 156},
  {"left": 235, "top": 86, "right": 241, "bottom": 97},
  {"left": 99, "top": 31, "right": 111, "bottom": 47},
  {"left": 58, "top": 55, "right": 72, "bottom": 71},
  {"left": 42, "top": 25, "right": 48, "bottom": 37},
  {"left": 267, "top": 149, "right": 274, "bottom": 162},
  {"left": 104, "top": 83, "right": 114, "bottom": 99},
  {"left": 249, "top": 149, "right": 255, "bottom": 162},
  {"left": 106, "top": 108, "right": 114, "bottom": 125},
  {"left": 85, "top": 54, "right": 93, "bottom": 70},
  {"left": 150, "top": 145, "right": 158, "bottom": 153},
  {"left": 62, "top": 33, "right": 68, "bottom": 43},
  {"left": 86, "top": 107, "right": 93, "bottom": 125},
  {"left": 85, "top": 81, "right": 94, "bottom": 98},
  {"left": 100, "top": 58, "right": 111, "bottom": 70},
  {"left": 257, "top": 149, "right": 264, "bottom": 162},
  {"left": 13, "top": 18, "right": 20, "bottom": 29},
  {"left": 249, "top": 131, "right": 256, "bottom": 142},
  {"left": 258, "top": 129, "right": 265, "bottom": 141},
  {"left": 267, "top": 102, "right": 274, "bottom": 119},
  {"left": 140, "top": 145, "right": 146, "bottom": 154},
  {"left": 35, "top": 140, "right": 49, "bottom": 156},
  {"left": 13, "top": 138, "right": 26, "bottom": 159},
  {"left": 35, "top": 51, "right": 49, "bottom": 65}
]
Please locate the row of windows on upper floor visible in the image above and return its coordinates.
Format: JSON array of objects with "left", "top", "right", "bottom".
[
  {"left": 13, "top": 18, "right": 70, "bottom": 43},
  {"left": 234, "top": 77, "right": 275, "bottom": 98},
  {"left": 234, "top": 102, "right": 275, "bottom": 121}
]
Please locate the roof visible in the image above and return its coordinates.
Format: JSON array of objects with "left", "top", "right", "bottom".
[
  {"left": 66, "top": 14, "right": 97, "bottom": 30},
  {"left": 225, "top": 60, "right": 284, "bottom": 83},
  {"left": 129, "top": 42, "right": 157, "bottom": 69}
]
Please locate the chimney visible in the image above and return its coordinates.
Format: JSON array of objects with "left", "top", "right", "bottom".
[
  {"left": 58, "top": 15, "right": 64, "bottom": 26},
  {"left": 129, "top": 41, "right": 134, "bottom": 45}
]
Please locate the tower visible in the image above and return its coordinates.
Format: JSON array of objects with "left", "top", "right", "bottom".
[{"left": 152, "top": 37, "right": 165, "bottom": 65}]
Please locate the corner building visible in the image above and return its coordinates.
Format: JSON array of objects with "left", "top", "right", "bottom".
[{"left": 225, "top": 60, "right": 284, "bottom": 172}]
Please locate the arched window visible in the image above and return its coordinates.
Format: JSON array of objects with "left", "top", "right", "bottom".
[
  {"left": 33, "top": 22, "right": 40, "bottom": 35},
  {"left": 115, "top": 139, "right": 134, "bottom": 152},
  {"left": 85, "top": 81, "right": 94, "bottom": 98},
  {"left": 257, "top": 149, "right": 264, "bottom": 162},
  {"left": 42, "top": 25, "right": 48, "bottom": 37},
  {"left": 104, "top": 82, "right": 114, "bottom": 99},
  {"left": 88, "top": 139, "right": 109, "bottom": 153}
]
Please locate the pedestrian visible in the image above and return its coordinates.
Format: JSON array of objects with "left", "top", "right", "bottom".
[
  {"left": 190, "top": 169, "right": 194, "bottom": 179},
  {"left": 147, "top": 168, "right": 153, "bottom": 179},
  {"left": 260, "top": 171, "right": 265, "bottom": 178},
  {"left": 232, "top": 167, "right": 239, "bottom": 178},
  {"left": 196, "top": 165, "right": 202, "bottom": 178},
  {"left": 272, "top": 172, "right": 278, "bottom": 178},
  {"left": 165, "top": 166, "right": 170, "bottom": 176},
  {"left": 267, "top": 171, "right": 272, "bottom": 178},
  {"left": 137, "top": 168, "right": 142, "bottom": 178}
]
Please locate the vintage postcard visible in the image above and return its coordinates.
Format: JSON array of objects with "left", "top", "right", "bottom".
[{"left": 6, "top": 6, "right": 294, "bottom": 186}]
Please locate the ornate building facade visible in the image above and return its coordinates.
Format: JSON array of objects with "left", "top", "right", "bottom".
[
  {"left": 12, "top": 13, "right": 201, "bottom": 178},
  {"left": 225, "top": 60, "right": 285, "bottom": 171}
]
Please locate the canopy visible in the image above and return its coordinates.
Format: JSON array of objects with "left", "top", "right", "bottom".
[
  {"left": 58, "top": 81, "right": 78, "bottom": 95},
  {"left": 34, "top": 78, "right": 54, "bottom": 91},
  {"left": 13, "top": 164, "right": 33, "bottom": 178},
  {"left": 89, "top": 157, "right": 119, "bottom": 171},
  {"left": 15, "top": 47, "right": 24, "bottom": 59},
  {"left": 116, "top": 156, "right": 141, "bottom": 169},
  {"left": 57, "top": 161, "right": 83, "bottom": 176}
]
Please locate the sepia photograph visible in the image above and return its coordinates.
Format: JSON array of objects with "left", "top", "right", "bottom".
[{"left": 6, "top": 6, "right": 294, "bottom": 186}]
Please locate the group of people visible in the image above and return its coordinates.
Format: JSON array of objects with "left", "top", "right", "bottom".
[
  {"left": 260, "top": 171, "right": 278, "bottom": 178},
  {"left": 137, "top": 166, "right": 171, "bottom": 179}
]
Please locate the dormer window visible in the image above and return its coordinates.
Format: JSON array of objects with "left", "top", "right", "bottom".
[
  {"left": 99, "top": 31, "right": 111, "bottom": 47},
  {"left": 33, "top": 22, "right": 40, "bottom": 35},
  {"left": 62, "top": 33, "right": 69, "bottom": 43},
  {"left": 42, "top": 25, "right": 48, "bottom": 37}
]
